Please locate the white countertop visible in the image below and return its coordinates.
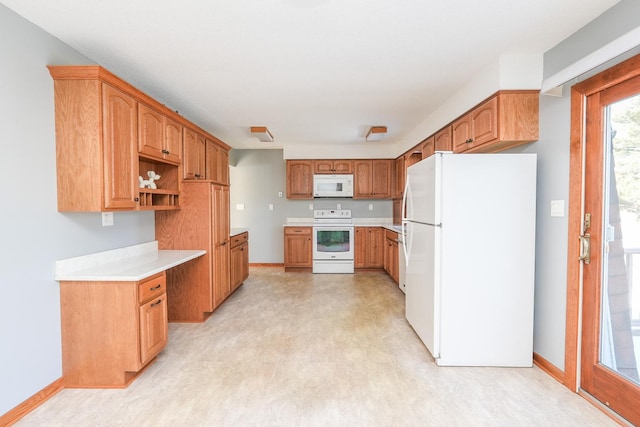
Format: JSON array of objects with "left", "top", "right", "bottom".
[
  {"left": 230, "top": 227, "right": 249, "bottom": 236},
  {"left": 55, "top": 241, "right": 206, "bottom": 282}
]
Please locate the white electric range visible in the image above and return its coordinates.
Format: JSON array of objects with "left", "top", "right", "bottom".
[{"left": 312, "top": 209, "right": 354, "bottom": 274}]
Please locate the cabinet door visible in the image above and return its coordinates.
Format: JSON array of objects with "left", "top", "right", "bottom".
[
  {"left": 394, "top": 156, "right": 405, "bottom": 199},
  {"left": 314, "top": 160, "right": 334, "bottom": 174},
  {"left": 139, "top": 293, "right": 168, "bottom": 365},
  {"left": 213, "top": 244, "right": 230, "bottom": 307},
  {"left": 354, "top": 227, "right": 367, "bottom": 268},
  {"left": 286, "top": 160, "right": 313, "bottom": 199},
  {"left": 138, "top": 103, "right": 164, "bottom": 160},
  {"left": 434, "top": 126, "right": 452, "bottom": 152},
  {"left": 241, "top": 242, "right": 249, "bottom": 282},
  {"left": 219, "top": 149, "right": 229, "bottom": 185},
  {"left": 333, "top": 160, "right": 353, "bottom": 173},
  {"left": 230, "top": 245, "right": 241, "bottom": 290},
  {"left": 452, "top": 112, "right": 473, "bottom": 153},
  {"left": 421, "top": 136, "right": 435, "bottom": 159},
  {"left": 213, "top": 185, "right": 230, "bottom": 247},
  {"left": 102, "top": 83, "right": 138, "bottom": 209},
  {"left": 284, "top": 229, "right": 312, "bottom": 267},
  {"left": 205, "top": 140, "right": 219, "bottom": 182},
  {"left": 471, "top": 96, "right": 498, "bottom": 146},
  {"left": 367, "top": 227, "right": 384, "bottom": 268},
  {"left": 354, "top": 161, "right": 372, "bottom": 198},
  {"left": 371, "top": 160, "right": 391, "bottom": 198},
  {"left": 183, "top": 127, "right": 205, "bottom": 179},
  {"left": 163, "top": 116, "right": 182, "bottom": 164}
]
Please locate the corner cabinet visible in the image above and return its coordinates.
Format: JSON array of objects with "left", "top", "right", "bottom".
[
  {"left": 286, "top": 160, "right": 314, "bottom": 199},
  {"left": 60, "top": 272, "right": 168, "bottom": 388},
  {"left": 452, "top": 91, "right": 539, "bottom": 154}
]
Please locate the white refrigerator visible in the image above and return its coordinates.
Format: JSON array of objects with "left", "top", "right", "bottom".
[{"left": 402, "top": 152, "right": 537, "bottom": 367}]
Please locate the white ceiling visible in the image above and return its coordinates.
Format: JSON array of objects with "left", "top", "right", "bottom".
[{"left": 2, "top": 0, "right": 619, "bottom": 154}]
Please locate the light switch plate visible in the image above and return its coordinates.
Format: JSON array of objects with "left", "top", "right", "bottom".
[
  {"left": 269, "top": 203, "right": 274, "bottom": 211},
  {"left": 236, "top": 203, "right": 245, "bottom": 211},
  {"left": 550, "top": 200, "right": 565, "bottom": 217}
]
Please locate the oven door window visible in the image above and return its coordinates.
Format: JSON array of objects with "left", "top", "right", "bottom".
[{"left": 316, "top": 230, "right": 350, "bottom": 253}]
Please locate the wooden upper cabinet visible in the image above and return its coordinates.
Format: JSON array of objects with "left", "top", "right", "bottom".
[
  {"left": 421, "top": 136, "right": 435, "bottom": 159},
  {"left": 434, "top": 126, "right": 452, "bottom": 152},
  {"left": 102, "top": 84, "right": 139, "bottom": 210},
  {"left": 393, "top": 156, "right": 405, "bottom": 199},
  {"left": 314, "top": 159, "right": 353, "bottom": 174},
  {"left": 138, "top": 103, "right": 182, "bottom": 165},
  {"left": 205, "top": 139, "right": 230, "bottom": 185},
  {"left": 286, "top": 160, "right": 314, "bottom": 199},
  {"left": 49, "top": 65, "right": 233, "bottom": 212},
  {"left": 453, "top": 91, "right": 539, "bottom": 153},
  {"left": 354, "top": 160, "right": 392, "bottom": 199},
  {"left": 183, "top": 127, "right": 206, "bottom": 180},
  {"left": 163, "top": 116, "right": 182, "bottom": 165}
]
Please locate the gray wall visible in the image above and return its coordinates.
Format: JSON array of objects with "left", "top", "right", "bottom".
[
  {"left": 543, "top": 0, "right": 640, "bottom": 79},
  {"left": 0, "top": 5, "right": 155, "bottom": 415},
  {"left": 229, "top": 149, "right": 392, "bottom": 263}
]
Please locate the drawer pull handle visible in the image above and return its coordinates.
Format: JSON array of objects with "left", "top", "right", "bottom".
[
  {"left": 150, "top": 299, "right": 162, "bottom": 307},
  {"left": 150, "top": 284, "right": 162, "bottom": 291}
]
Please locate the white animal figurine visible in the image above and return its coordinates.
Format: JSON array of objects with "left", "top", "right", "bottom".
[
  {"left": 138, "top": 171, "right": 161, "bottom": 189},
  {"left": 146, "top": 171, "right": 161, "bottom": 189},
  {"left": 138, "top": 175, "right": 151, "bottom": 189}
]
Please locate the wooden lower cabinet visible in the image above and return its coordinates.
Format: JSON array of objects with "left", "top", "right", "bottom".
[
  {"left": 60, "top": 273, "right": 168, "bottom": 388},
  {"left": 384, "top": 230, "right": 399, "bottom": 284},
  {"left": 230, "top": 232, "right": 249, "bottom": 290},
  {"left": 284, "top": 226, "right": 312, "bottom": 270},
  {"left": 155, "top": 182, "right": 232, "bottom": 322},
  {"left": 355, "top": 226, "right": 384, "bottom": 269}
]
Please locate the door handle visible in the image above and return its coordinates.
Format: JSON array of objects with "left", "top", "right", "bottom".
[{"left": 578, "top": 233, "right": 591, "bottom": 264}]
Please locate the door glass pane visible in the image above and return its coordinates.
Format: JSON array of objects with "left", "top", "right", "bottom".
[
  {"left": 316, "top": 230, "right": 350, "bottom": 252},
  {"left": 600, "top": 94, "right": 640, "bottom": 384}
]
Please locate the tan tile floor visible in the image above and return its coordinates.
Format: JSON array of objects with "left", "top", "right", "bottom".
[{"left": 17, "top": 267, "right": 617, "bottom": 426}]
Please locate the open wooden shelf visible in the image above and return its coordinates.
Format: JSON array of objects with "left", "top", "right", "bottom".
[{"left": 138, "top": 189, "right": 180, "bottom": 210}]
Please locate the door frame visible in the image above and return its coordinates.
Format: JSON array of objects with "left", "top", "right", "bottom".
[{"left": 564, "top": 53, "right": 640, "bottom": 392}]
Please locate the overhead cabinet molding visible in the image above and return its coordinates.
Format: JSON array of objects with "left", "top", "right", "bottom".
[{"left": 48, "top": 65, "right": 230, "bottom": 212}]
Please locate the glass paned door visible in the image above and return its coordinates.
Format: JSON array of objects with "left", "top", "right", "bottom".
[
  {"left": 580, "top": 73, "right": 640, "bottom": 425},
  {"left": 599, "top": 94, "right": 640, "bottom": 385}
]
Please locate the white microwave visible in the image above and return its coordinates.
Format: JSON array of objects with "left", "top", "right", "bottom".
[{"left": 313, "top": 174, "right": 354, "bottom": 198}]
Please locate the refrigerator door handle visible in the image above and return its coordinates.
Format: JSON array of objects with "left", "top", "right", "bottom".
[
  {"left": 401, "top": 175, "right": 411, "bottom": 267},
  {"left": 402, "top": 221, "right": 411, "bottom": 267},
  {"left": 402, "top": 175, "right": 412, "bottom": 222}
]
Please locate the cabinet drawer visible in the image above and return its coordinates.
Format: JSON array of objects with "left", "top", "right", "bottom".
[
  {"left": 385, "top": 229, "right": 398, "bottom": 241},
  {"left": 285, "top": 227, "right": 311, "bottom": 235},
  {"left": 138, "top": 273, "right": 166, "bottom": 304},
  {"left": 230, "top": 231, "right": 248, "bottom": 248}
]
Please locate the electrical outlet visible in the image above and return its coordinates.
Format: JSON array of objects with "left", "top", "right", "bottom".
[
  {"left": 102, "top": 212, "right": 114, "bottom": 226},
  {"left": 269, "top": 203, "right": 274, "bottom": 211},
  {"left": 309, "top": 203, "right": 313, "bottom": 210},
  {"left": 368, "top": 203, "right": 374, "bottom": 211}
]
